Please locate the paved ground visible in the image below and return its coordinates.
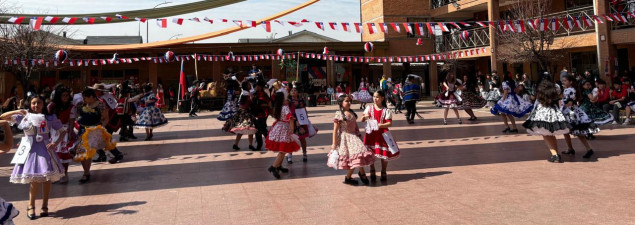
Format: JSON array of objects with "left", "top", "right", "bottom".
[{"left": 1, "top": 102, "right": 634, "bottom": 225}]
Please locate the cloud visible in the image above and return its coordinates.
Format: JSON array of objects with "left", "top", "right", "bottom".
[{"left": 8, "top": 0, "right": 361, "bottom": 43}]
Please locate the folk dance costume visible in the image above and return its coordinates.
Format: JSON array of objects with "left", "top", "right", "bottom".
[
  {"left": 579, "top": 89, "right": 614, "bottom": 125},
  {"left": 561, "top": 88, "right": 599, "bottom": 136},
  {"left": 436, "top": 82, "right": 462, "bottom": 108},
  {"left": 364, "top": 105, "right": 399, "bottom": 160},
  {"left": 523, "top": 101, "right": 571, "bottom": 136},
  {"left": 352, "top": 82, "right": 373, "bottom": 103},
  {"left": 9, "top": 113, "right": 65, "bottom": 184},
  {"left": 155, "top": 87, "right": 165, "bottom": 108},
  {"left": 459, "top": 87, "right": 487, "bottom": 110},
  {"left": 327, "top": 112, "right": 375, "bottom": 170},
  {"left": 47, "top": 103, "right": 77, "bottom": 164},
  {"left": 222, "top": 90, "right": 257, "bottom": 135},
  {"left": 218, "top": 89, "right": 238, "bottom": 121},
  {"left": 135, "top": 92, "right": 168, "bottom": 129},
  {"left": 265, "top": 105, "right": 301, "bottom": 153},
  {"left": 74, "top": 102, "right": 117, "bottom": 162},
  {"left": 485, "top": 85, "right": 501, "bottom": 107},
  {"left": 290, "top": 98, "right": 316, "bottom": 139},
  {"left": 0, "top": 197, "right": 19, "bottom": 225},
  {"left": 490, "top": 81, "right": 533, "bottom": 118}
]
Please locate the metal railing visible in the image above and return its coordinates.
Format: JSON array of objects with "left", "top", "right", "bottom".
[
  {"left": 610, "top": 0, "right": 635, "bottom": 30},
  {"left": 431, "top": 0, "right": 459, "bottom": 9},
  {"left": 435, "top": 26, "right": 490, "bottom": 52},
  {"left": 434, "top": 6, "right": 596, "bottom": 52}
]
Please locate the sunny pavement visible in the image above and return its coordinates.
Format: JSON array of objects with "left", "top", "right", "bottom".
[{"left": 1, "top": 101, "right": 634, "bottom": 225}]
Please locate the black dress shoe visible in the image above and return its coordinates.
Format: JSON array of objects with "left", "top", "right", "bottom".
[
  {"left": 548, "top": 154, "right": 563, "bottom": 163},
  {"left": 380, "top": 171, "right": 387, "bottom": 181},
  {"left": 582, "top": 149, "right": 594, "bottom": 159},
  {"left": 509, "top": 129, "right": 518, "bottom": 133},
  {"left": 502, "top": 127, "right": 511, "bottom": 133},
  {"left": 369, "top": 170, "right": 377, "bottom": 182},
  {"left": 268, "top": 166, "right": 280, "bottom": 179},
  {"left": 343, "top": 177, "right": 359, "bottom": 185},
  {"left": 79, "top": 174, "right": 91, "bottom": 183},
  {"left": 27, "top": 206, "right": 36, "bottom": 220},
  {"left": 233, "top": 144, "right": 240, "bottom": 151},
  {"left": 277, "top": 166, "right": 289, "bottom": 173},
  {"left": 40, "top": 207, "right": 49, "bottom": 217},
  {"left": 561, "top": 149, "right": 575, "bottom": 155},
  {"left": 358, "top": 172, "right": 369, "bottom": 185},
  {"left": 249, "top": 145, "right": 257, "bottom": 151},
  {"left": 93, "top": 156, "right": 107, "bottom": 162}
]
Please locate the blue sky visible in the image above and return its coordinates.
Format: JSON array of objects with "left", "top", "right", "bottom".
[{"left": 7, "top": 0, "right": 361, "bottom": 43}]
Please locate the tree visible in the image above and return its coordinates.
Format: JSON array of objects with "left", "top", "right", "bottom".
[
  {"left": 495, "top": 0, "right": 573, "bottom": 75},
  {"left": 0, "top": 2, "right": 71, "bottom": 99}
]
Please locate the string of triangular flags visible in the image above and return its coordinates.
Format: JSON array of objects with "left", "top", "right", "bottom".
[
  {"left": 2, "top": 48, "right": 487, "bottom": 68},
  {"left": 6, "top": 11, "right": 635, "bottom": 33}
]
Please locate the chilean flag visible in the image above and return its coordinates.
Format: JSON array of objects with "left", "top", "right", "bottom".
[
  {"left": 403, "top": 23, "right": 413, "bottom": 33},
  {"left": 44, "top": 16, "right": 59, "bottom": 24},
  {"left": 390, "top": 23, "right": 401, "bottom": 33},
  {"left": 582, "top": 16, "right": 594, "bottom": 26},
  {"left": 367, "top": 23, "right": 377, "bottom": 34},
  {"left": 328, "top": 22, "right": 338, "bottom": 30},
  {"left": 563, "top": 17, "right": 573, "bottom": 29},
  {"left": 115, "top": 14, "right": 129, "bottom": 19},
  {"left": 515, "top": 20, "right": 525, "bottom": 32},
  {"left": 550, "top": 18, "right": 559, "bottom": 31},
  {"left": 527, "top": 19, "right": 537, "bottom": 30},
  {"left": 460, "top": 30, "right": 470, "bottom": 40},
  {"left": 354, "top": 23, "right": 363, "bottom": 33},
  {"left": 574, "top": 16, "right": 584, "bottom": 28},
  {"left": 261, "top": 21, "right": 271, "bottom": 32},
  {"left": 539, "top": 19, "right": 548, "bottom": 31},
  {"left": 172, "top": 18, "right": 184, "bottom": 25},
  {"left": 379, "top": 23, "right": 388, "bottom": 33},
  {"left": 315, "top": 22, "right": 325, "bottom": 30},
  {"left": 62, "top": 17, "right": 77, "bottom": 24},
  {"left": 179, "top": 61, "right": 187, "bottom": 99},
  {"left": 341, "top": 22, "right": 350, "bottom": 32},
  {"left": 476, "top": 21, "right": 487, "bottom": 27},
  {"left": 8, "top": 17, "right": 25, "bottom": 24},
  {"left": 437, "top": 22, "right": 449, "bottom": 32},
  {"left": 414, "top": 23, "right": 424, "bottom": 35},
  {"left": 29, "top": 17, "right": 44, "bottom": 30},
  {"left": 135, "top": 17, "right": 147, "bottom": 23},
  {"left": 156, "top": 19, "right": 168, "bottom": 28},
  {"left": 83, "top": 17, "right": 95, "bottom": 24}
]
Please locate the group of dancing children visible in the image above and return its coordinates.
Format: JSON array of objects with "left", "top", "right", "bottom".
[{"left": 0, "top": 82, "right": 168, "bottom": 220}]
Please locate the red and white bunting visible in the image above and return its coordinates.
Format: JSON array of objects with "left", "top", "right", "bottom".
[
  {"left": 262, "top": 21, "right": 271, "bottom": 32},
  {"left": 83, "top": 17, "right": 95, "bottom": 24},
  {"left": 135, "top": 17, "right": 147, "bottom": 23},
  {"left": 414, "top": 23, "right": 424, "bottom": 36},
  {"left": 550, "top": 18, "right": 559, "bottom": 31},
  {"left": 44, "top": 16, "right": 59, "bottom": 24},
  {"left": 30, "top": 17, "right": 44, "bottom": 30},
  {"left": 390, "top": 23, "right": 401, "bottom": 33},
  {"left": 115, "top": 14, "right": 129, "bottom": 20},
  {"left": 173, "top": 18, "right": 184, "bottom": 25},
  {"left": 328, "top": 22, "right": 338, "bottom": 30},
  {"left": 379, "top": 23, "right": 388, "bottom": 33},
  {"left": 437, "top": 22, "right": 449, "bottom": 32},
  {"left": 341, "top": 22, "right": 350, "bottom": 32},
  {"left": 315, "top": 22, "right": 324, "bottom": 30},
  {"left": 157, "top": 19, "right": 168, "bottom": 28},
  {"left": 62, "top": 17, "right": 77, "bottom": 24},
  {"left": 402, "top": 23, "right": 413, "bottom": 34},
  {"left": 8, "top": 17, "right": 25, "bottom": 24},
  {"left": 354, "top": 23, "right": 363, "bottom": 33},
  {"left": 366, "top": 23, "right": 377, "bottom": 34}
]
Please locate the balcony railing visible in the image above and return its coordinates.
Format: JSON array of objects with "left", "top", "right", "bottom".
[
  {"left": 610, "top": 1, "right": 635, "bottom": 30},
  {"left": 431, "top": 0, "right": 459, "bottom": 9},
  {"left": 435, "top": 26, "right": 490, "bottom": 53},
  {"left": 434, "top": 6, "right": 596, "bottom": 53}
]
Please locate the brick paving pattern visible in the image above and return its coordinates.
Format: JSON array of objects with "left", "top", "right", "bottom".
[{"left": 1, "top": 102, "right": 634, "bottom": 224}]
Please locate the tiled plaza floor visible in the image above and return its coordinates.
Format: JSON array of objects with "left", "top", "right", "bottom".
[{"left": 1, "top": 102, "right": 634, "bottom": 224}]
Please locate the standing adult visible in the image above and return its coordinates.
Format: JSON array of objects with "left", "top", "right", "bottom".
[
  {"left": 189, "top": 82, "right": 201, "bottom": 117},
  {"left": 251, "top": 81, "right": 271, "bottom": 151},
  {"left": 403, "top": 75, "right": 421, "bottom": 124},
  {"left": 155, "top": 83, "right": 165, "bottom": 109},
  {"left": 249, "top": 64, "right": 265, "bottom": 82},
  {"left": 47, "top": 86, "right": 76, "bottom": 184}
]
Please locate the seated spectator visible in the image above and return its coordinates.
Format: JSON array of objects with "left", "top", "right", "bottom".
[{"left": 603, "top": 80, "right": 628, "bottom": 124}]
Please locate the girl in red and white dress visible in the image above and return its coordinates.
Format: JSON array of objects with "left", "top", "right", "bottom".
[
  {"left": 362, "top": 90, "right": 397, "bottom": 182},
  {"left": 266, "top": 92, "right": 301, "bottom": 179},
  {"left": 155, "top": 83, "right": 165, "bottom": 109}
]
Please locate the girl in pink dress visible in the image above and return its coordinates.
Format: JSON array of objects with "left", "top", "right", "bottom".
[
  {"left": 266, "top": 92, "right": 301, "bottom": 179},
  {"left": 328, "top": 94, "right": 375, "bottom": 185},
  {"left": 362, "top": 90, "right": 397, "bottom": 182}
]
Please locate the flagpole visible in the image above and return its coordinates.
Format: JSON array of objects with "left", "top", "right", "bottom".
[{"left": 177, "top": 60, "right": 183, "bottom": 112}]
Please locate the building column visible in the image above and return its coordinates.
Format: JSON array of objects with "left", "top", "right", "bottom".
[
  {"left": 488, "top": 0, "right": 502, "bottom": 73},
  {"left": 148, "top": 61, "right": 158, "bottom": 86},
  {"left": 595, "top": 0, "right": 617, "bottom": 84},
  {"left": 382, "top": 62, "right": 392, "bottom": 78},
  {"left": 429, "top": 62, "right": 438, "bottom": 96}
]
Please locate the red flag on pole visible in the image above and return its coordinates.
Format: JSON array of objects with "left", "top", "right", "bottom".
[{"left": 179, "top": 61, "right": 187, "bottom": 99}]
